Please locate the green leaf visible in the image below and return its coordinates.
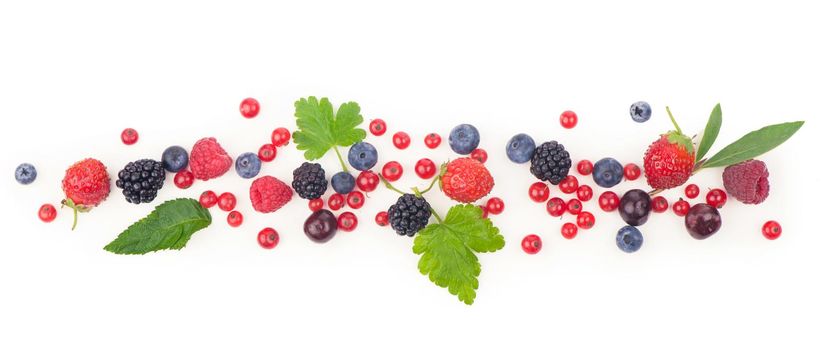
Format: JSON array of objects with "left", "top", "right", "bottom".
[
  {"left": 702, "top": 121, "right": 804, "bottom": 168},
  {"left": 413, "top": 205, "right": 505, "bottom": 305},
  {"left": 104, "top": 198, "right": 212, "bottom": 255},
  {"left": 292, "top": 96, "right": 366, "bottom": 161},
  {"left": 696, "top": 103, "right": 722, "bottom": 161}
]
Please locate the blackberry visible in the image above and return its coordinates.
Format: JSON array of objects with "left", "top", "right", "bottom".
[
  {"left": 115, "top": 159, "right": 166, "bottom": 204},
  {"left": 292, "top": 162, "right": 328, "bottom": 200},
  {"left": 530, "top": 141, "right": 572, "bottom": 185},
  {"left": 388, "top": 194, "right": 432, "bottom": 237}
]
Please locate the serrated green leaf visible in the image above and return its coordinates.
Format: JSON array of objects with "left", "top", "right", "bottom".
[
  {"left": 104, "top": 198, "right": 212, "bottom": 255},
  {"left": 413, "top": 204, "right": 505, "bottom": 305},
  {"left": 292, "top": 96, "right": 366, "bottom": 161},
  {"left": 702, "top": 121, "right": 804, "bottom": 168},
  {"left": 696, "top": 103, "right": 722, "bottom": 161}
]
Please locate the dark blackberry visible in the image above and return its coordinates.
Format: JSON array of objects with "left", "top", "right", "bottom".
[
  {"left": 530, "top": 141, "right": 572, "bottom": 185},
  {"left": 388, "top": 194, "right": 432, "bottom": 237},
  {"left": 292, "top": 162, "right": 328, "bottom": 200},
  {"left": 115, "top": 159, "right": 166, "bottom": 204}
]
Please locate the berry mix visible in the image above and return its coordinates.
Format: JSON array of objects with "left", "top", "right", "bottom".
[{"left": 13, "top": 97, "right": 804, "bottom": 305}]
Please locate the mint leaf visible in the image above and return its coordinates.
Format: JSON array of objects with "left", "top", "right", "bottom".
[
  {"left": 292, "top": 97, "right": 366, "bottom": 161},
  {"left": 696, "top": 103, "right": 722, "bottom": 161},
  {"left": 702, "top": 121, "right": 804, "bottom": 168},
  {"left": 413, "top": 204, "right": 505, "bottom": 305},
  {"left": 104, "top": 198, "right": 212, "bottom": 255}
]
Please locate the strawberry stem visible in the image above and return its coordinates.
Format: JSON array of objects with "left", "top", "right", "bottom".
[
  {"left": 332, "top": 146, "right": 349, "bottom": 173},
  {"left": 418, "top": 176, "right": 440, "bottom": 195},
  {"left": 380, "top": 175, "right": 406, "bottom": 196},
  {"left": 666, "top": 106, "right": 683, "bottom": 134}
]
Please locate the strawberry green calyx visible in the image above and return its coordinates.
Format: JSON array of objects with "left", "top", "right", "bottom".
[
  {"left": 61, "top": 198, "right": 91, "bottom": 231},
  {"left": 664, "top": 106, "right": 695, "bottom": 155}
]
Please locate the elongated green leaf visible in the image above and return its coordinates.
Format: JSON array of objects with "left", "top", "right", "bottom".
[
  {"left": 702, "top": 121, "right": 804, "bottom": 168},
  {"left": 104, "top": 198, "right": 212, "bottom": 255},
  {"left": 696, "top": 103, "right": 722, "bottom": 161}
]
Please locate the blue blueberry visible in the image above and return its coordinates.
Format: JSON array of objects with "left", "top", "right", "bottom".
[
  {"left": 235, "top": 152, "right": 261, "bottom": 179},
  {"left": 161, "top": 146, "right": 189, "bottom": 172},
  {"left": 348, "top": 142, "right": 378, "bottom": 171},
  {"left": 331, "top": 171, "right": 356, "bottom": 194},
  {"left": 593, "top": 157, "right": 624, "bottom": 188},
  {"left": 448, "top": 124, "right": 480, "bottom": 155},
  {"left": 505, "top": 133, "right": 536, "bottom": 164},
  {"left": 15, "top": 163, "right": 37, "bottom": 185},
  {"left": 630, "top": 101, "right": 652, "bottom": 123},
  {"left": 616, "top": 226, "right": 644, "bottom": 253}
]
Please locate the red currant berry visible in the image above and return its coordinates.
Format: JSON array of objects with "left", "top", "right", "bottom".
[
  {"left": 392, "top": 132, "right": 410, "bottom": 150},
  {"left": 651, "top": 196, "right": 669, "bottom": 213},
  {"left": 308, "top": 198, "right": 324, "bottom": 212},
  {"left": 560, "top": 110, "right": 578, "bottom": 129},
  {"left": 577, "top": 211, "right": 595, "bottom": 229},
  {"left": 561, "top": 222, "right": 578, "bottom": 239},
  {"left": 685, "top": 184, "right": 700, "bottom": 199},
  {"left": 558, "top": 175, "right": 579, "bottom": 194},
  {"left": 346, "top": 191, "right": 365, "bottom": 209},
  {"left": 598, "top": 191, "right": 620, "bottom": 212},
  {"left": 470, "top": 148, "right": 488, "bottom": 163},
  {"left": 705, "top": 189, "right": 728, "bottom": 208},
  {"left": 257, "top": 228, "right": 280, "bottom": 249},
  {"left": 258, "top": 144, "right": 277, "bottom": 162},
  {"left": 337, "top": 212, "right": 358, "bottom": 232},
  {"left": 271, "top": 127, "right": 291, "bottom": 147},
  {"left": 529, "top": 182, "right": 550, "bottom": 203},
  {"left": 521, "top": 234, "right": 542, "bottom": 254},
  {"left": 624, "top": 163, "right": 641, "bottom": 181},
  {"left": 566, "top": 198, "right": 583, "bottom": 215},
  {"left": 356, "top": 170, "right": 380, "bottom": 192},
  {"left": 381, "top": 161, "right": 403, "bottom": 182},
  {"left": 121, "top": 128, "right": 139, "bottom": 145},
  {"left": 672, "top": 199, "right": 690, "bottom": 217},
  {"left": 218, "top": 193, "right": 237, "bottom": 212},
  {"left": 577, "top": 160, "right": 593, "bottom": 176},
  {"left": 479, "top": 205, "right": 489, "bottom": 218},
  {"left": 199, "top": 191, "right": 218, "bottom": 208},
  {"left": 38, "top": 204, "right": 57, "bottom": 223},
  {"left": 328, "top": 193, "right": 345, "bottom": 211},
  {"left": 424, "top": 133, "right": 441, "bottom": 149},
  {"left": 762, "top": 220, "right": 782, "bottom": 240},
  {"left": 240, "top": 97, "right": 260, "bottom": 118},
  {"left": 375, "top": 211, "right": 389, "bottom": 227},
  {"left": 173, "top": 170, "right": 195, "bottom": 189},
  {"left": 486, "top": 197, "right": 505, "bottom": 215},
  {"left": 576, "top": 185, "right": 593, "bottom": 202},
  {"left": 227, "top": 211, "right": 244, "bottom": 227},
  {"left": 415, "top": 158, "right": 437, "bottom": 179},
  {"left": 546, "top": 198, "right": 567, "bottom": 217},
  {"left": 369, "top": 119, "right": 387, "bottom": 136}
]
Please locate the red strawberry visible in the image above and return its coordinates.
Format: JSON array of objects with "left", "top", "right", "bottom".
[
  {"left": 440, "top": 157, "right": 494, "bottom": 203},
  {"left": 61, "top": 158, "right": 111, "bottom": 230},
  {"left": 643, "top": 108, "right": 695, "bottom": 191}
]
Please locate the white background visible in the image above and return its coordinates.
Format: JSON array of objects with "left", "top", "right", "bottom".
[{"left": 1, "top": 1, "right": 819, "bottom": 349}]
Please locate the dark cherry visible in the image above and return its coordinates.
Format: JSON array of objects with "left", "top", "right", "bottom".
[
  {"left": 685, "top": 203, "right": 722, "bottom": 240},
  {"left": 618, "top": 189, "right": 652, "bottom": 226},
  {"left": 304, "top": 209, "right": 338, "bottom": 243}
]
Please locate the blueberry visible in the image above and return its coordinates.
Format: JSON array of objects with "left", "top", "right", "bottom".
[
  {"left": 448, "top": 124, "right": 480, "bottom": 155},
  {"left": 235, "top": 152, "right": 261, "bottom": 179},
  {"left": 161, "top": 146, "right": 189, "bottom": 172},
  {"left": 593, "top": 157, "right": 624, "bottom": 188},
  {"left": 616, "top": 226, "right": 644, "bottom": 253},
  {"left": 15, "top": 163, "right": 37, "bottom": 185},
  {"left": 348, "top": 142, "right": 378, "bottom": 171},
  {"left": 331, "top": 171, "right": 355, "bottom": 194},
  {"left": 630, "top": 101, "right": 652, "bottom": 123},
  {"left": 505, "top": 133, "right": 536, "bottom": 164}
]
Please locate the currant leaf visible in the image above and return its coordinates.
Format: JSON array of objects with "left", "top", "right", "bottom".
[{"left": 292, "top": 96, "right": 367, "bottom": 161}]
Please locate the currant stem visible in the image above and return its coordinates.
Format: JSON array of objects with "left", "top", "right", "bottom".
[
  {"left": 418, "top": 176, "right": 440, "bottom": 195},
  {"left": 666, "top": 106, "right": 684, "bottom": 134},
  {"left": 332, "top": 146, "right": 349, "bottom": 173},
  {"left": 430, "top": 207, "right": 444, "bottom": 224},
  {"left": 380, "top": 175, "right": 406, "bottom": 196}
]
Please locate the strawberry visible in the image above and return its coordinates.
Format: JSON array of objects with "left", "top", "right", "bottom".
[
  {"left": 643, "top": 108, "right": 695, "bottom": 190},
  {"left": 61, "top": 158, "right": 111, "bottom": 230},
  {"left": 440, "top": 157, "right": 494, "bottom": 203}
]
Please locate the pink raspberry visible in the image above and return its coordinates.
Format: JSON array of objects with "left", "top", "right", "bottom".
[
  {"left": 250, "top": 176, "right": 293, "bottom": 213},
  {"left": 722, "top": 160, "right": 769, "bottom": 204},
  {"left": 189, "top": 137, "right": 232, "bottom": 181}
]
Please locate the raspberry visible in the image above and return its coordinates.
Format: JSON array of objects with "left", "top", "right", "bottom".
[
  {"left": 291, "top": 162, "right": 328, "bottom": 200},
  {"left": 722, "top": 160, "right": 769, "bottom": 204},
  {"left": 250, "top": 176, "right": 293, "bottom": 213},
  {"left": 530, "top": 141, "right": 572, "bottom": 185},
  {"left": 388, "top": 194, "right": 432, "bottom": 237},
  {"left": 441, "top": 157, "right": 495, "bottom": 203},
  {"left": 189, "top": 137, "right": 233, "bottom": 181}
]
